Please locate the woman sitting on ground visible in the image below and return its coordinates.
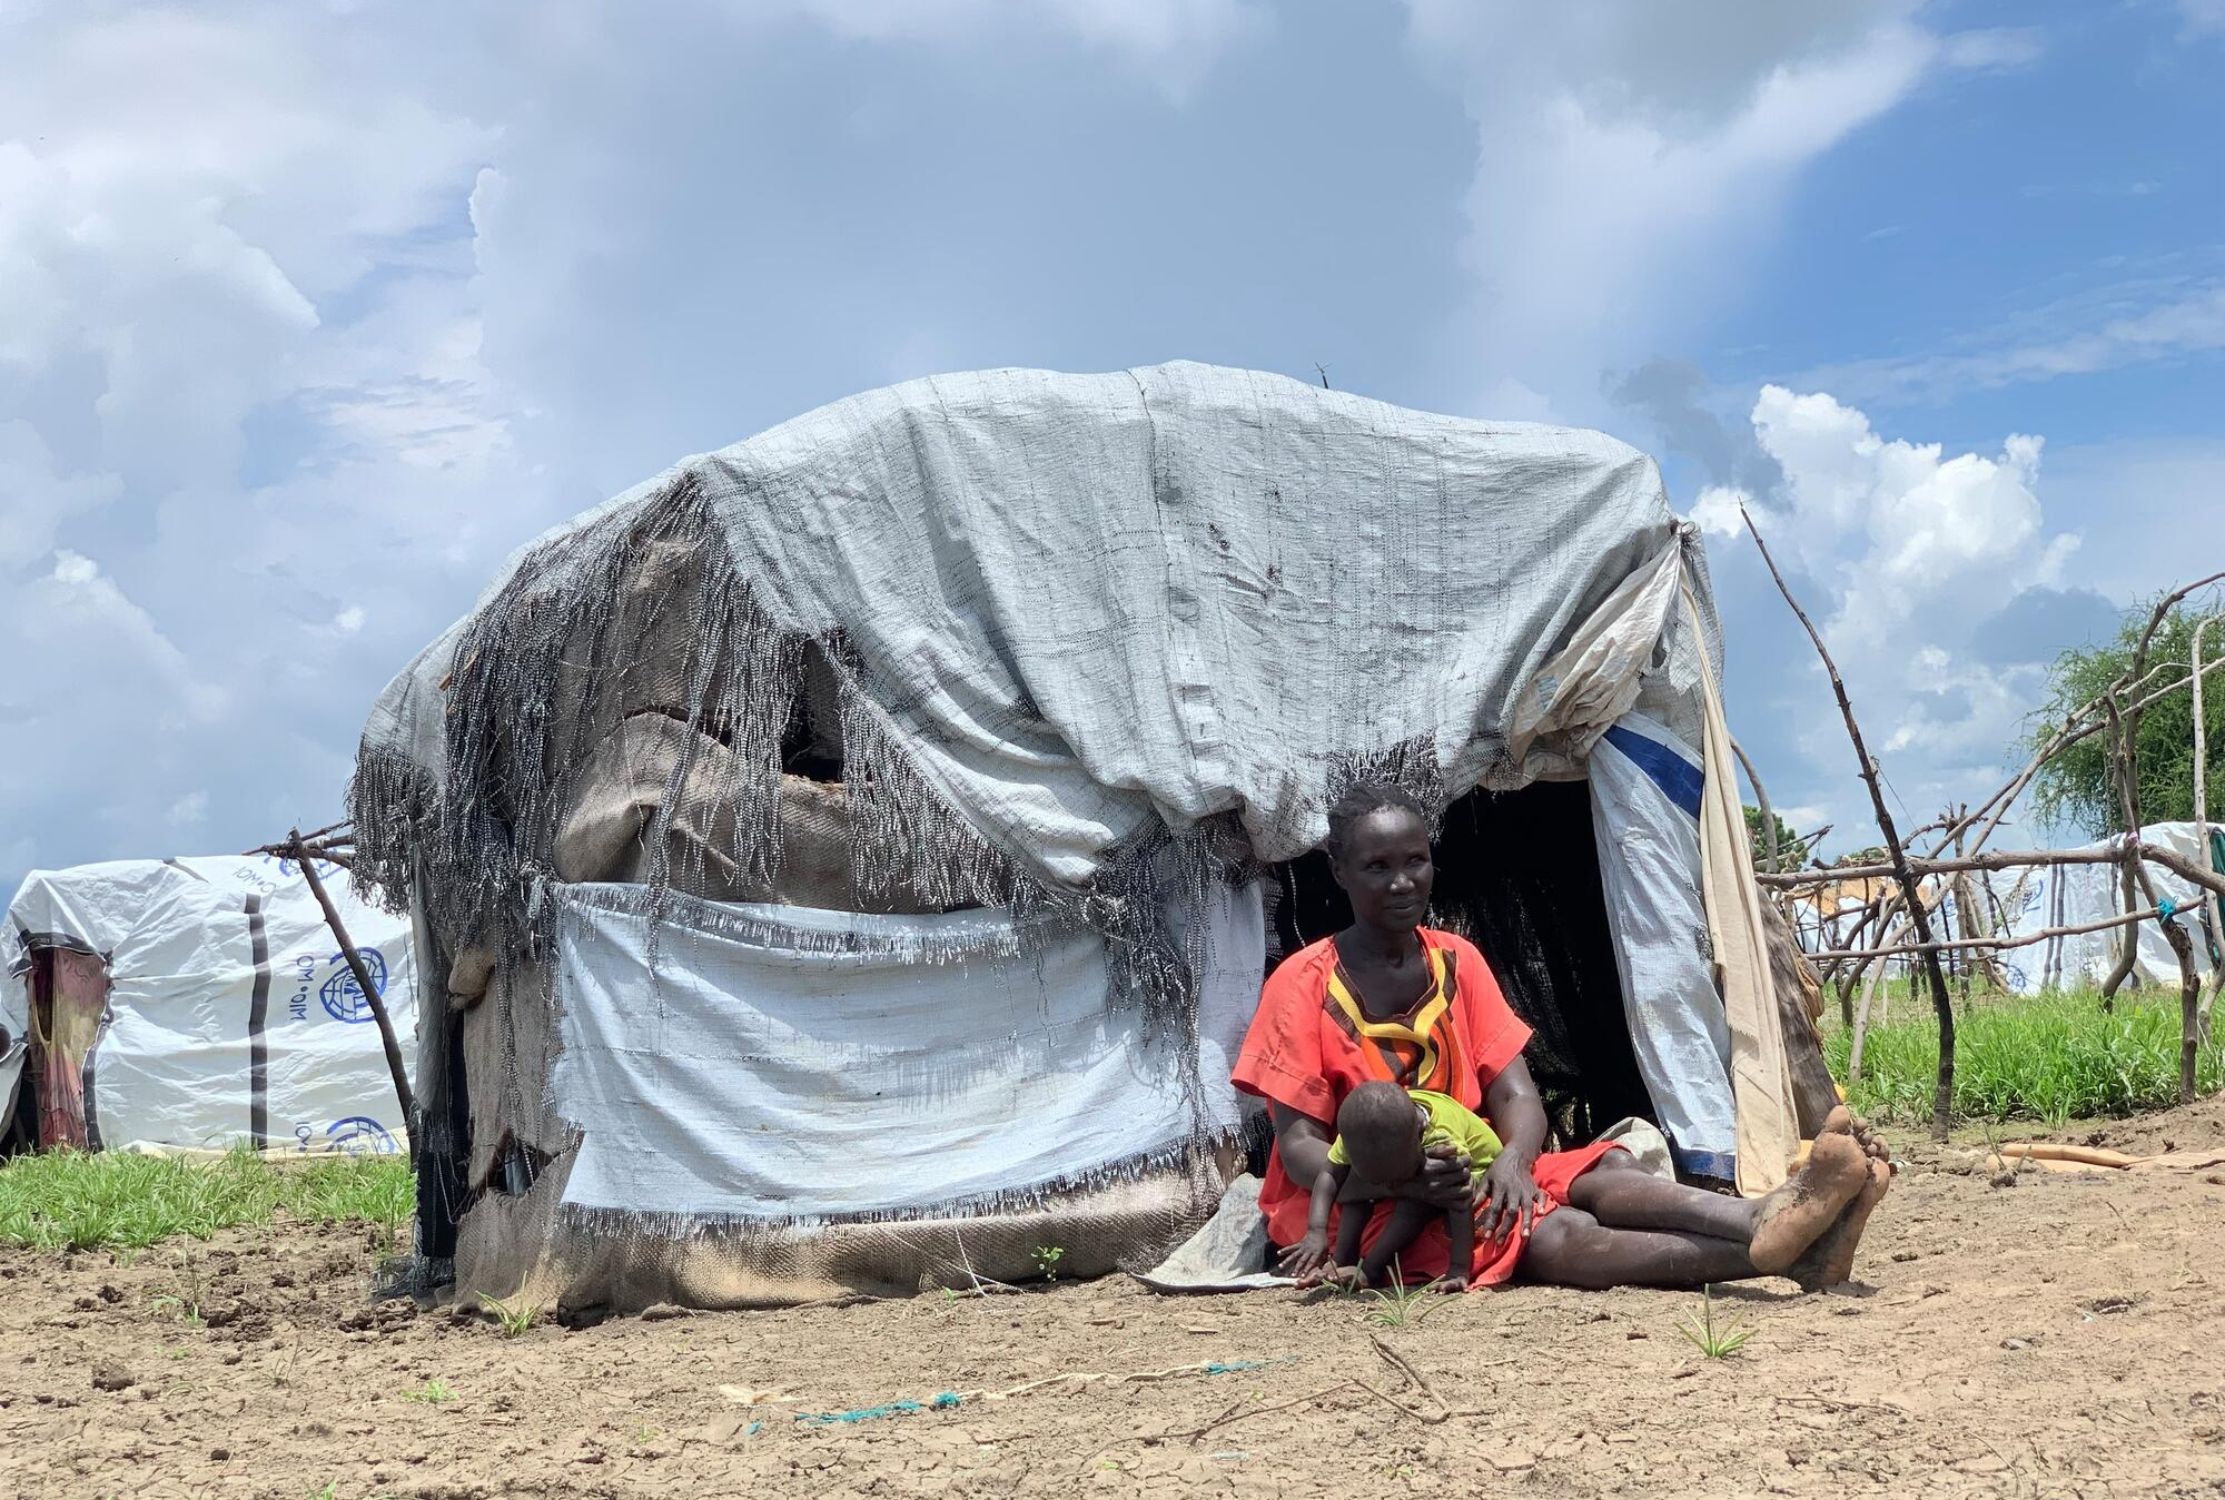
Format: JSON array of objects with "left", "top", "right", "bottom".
[{"left": 1232, "top": 782, "right": 1890, "bottom": 1291}]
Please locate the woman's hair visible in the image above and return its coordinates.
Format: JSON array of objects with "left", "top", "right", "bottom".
[{"left": 1323, "top": 781, "right": 1428, "bottom": 863}]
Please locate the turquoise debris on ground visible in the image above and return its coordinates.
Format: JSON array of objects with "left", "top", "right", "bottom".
[
  {"left": 795, "top": 1392, "right": 964, "bottom": 1426},
  {"left": 789, "top": 1360, "right": 1279, "bottom": 1428}
]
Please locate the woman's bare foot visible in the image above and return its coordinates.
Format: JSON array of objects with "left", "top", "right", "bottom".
[
  {"left": 1749, "top": 1133, "right": 1870, "bottom": 1274},
  {"left": 1821, "top": 1104, "right": 1896, "bottom": 1173},
  {"left": 1789, "top": 1157, "right": 1892, "bottom": 1290}
]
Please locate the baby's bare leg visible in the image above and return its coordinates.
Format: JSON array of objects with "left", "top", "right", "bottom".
[{"left": 1358, "top": 1198, "right": 1439, "bottom": 1286}]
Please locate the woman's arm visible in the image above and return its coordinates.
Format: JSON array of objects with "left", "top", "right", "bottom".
[
  {"left": 1476, "top": 1055, "right": 1552, "bottom": 1241},
  {"left": 1268, "top": 1103, "right": 1467, "bottom": 1207}
]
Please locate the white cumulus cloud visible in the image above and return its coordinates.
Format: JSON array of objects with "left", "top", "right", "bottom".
[
  {"left": 2177, "top": 0, "right": 2225, "bottom": 37},
  {"left": 1695, "top": 385, "right": 2088, "bottom": 834},
  {"left": 1405, "top": 1, "right": 1939, "bottom": 414},
  {"left": 786, "top": 0, "right": 1257, "bottom": 63},
  {"left": 0, "top": 3, "right": 553, "bottom": 882}
]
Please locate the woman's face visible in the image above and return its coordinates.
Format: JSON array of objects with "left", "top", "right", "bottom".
[{"left": 1332, "top": 806, "right": 1434, "bottom": 931}]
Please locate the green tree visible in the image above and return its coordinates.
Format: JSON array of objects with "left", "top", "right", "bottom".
[
  {"left": 1743, "top": 805, "right": 1809, "bottom": 870},
  {"left": 2027, "top": 602, "right": 2225, "bottom": 836}
]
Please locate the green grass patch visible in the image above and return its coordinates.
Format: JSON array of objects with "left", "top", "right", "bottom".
[
  {"left": 0, "top": 1148, "right": 412, "bottom": 1252},
  {"left": 1825, "top": 986, "right": 2225, "bottom": 1127}
]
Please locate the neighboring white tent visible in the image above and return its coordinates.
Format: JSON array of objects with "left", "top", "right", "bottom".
[
  {"left": 1991, "top": 822, "right": 2225, "bottom": 995},
  {"left": 3, "top": 856, "right": 419, "bottom": 1155}
]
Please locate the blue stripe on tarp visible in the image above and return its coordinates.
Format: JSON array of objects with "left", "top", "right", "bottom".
[
  {"left": 1672, "top": 1146, "right": 1737, "bottom": 1183},
  {"left": 1601, "top": 724, "right": 1704, "bottom": 820}
]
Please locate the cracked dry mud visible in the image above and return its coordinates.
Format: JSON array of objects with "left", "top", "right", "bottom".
[{"left": 4, "top": 1104, "right": 2223, "bottom": 1499}]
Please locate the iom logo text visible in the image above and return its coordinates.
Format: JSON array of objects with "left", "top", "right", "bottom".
[
  {"left": 317, "top": 948, "right": 388, "bottom": 1024},
  {"left": 324, "top": 1117, "right": 399, "bottom": 1155}
]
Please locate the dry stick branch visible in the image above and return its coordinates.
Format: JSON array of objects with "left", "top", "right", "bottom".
[
  {"left": 1811, "top": 886, "right": 1893, "bottom": 969},
  {"left": 1154, "top": 1382, "right": 1355, "bottom": 1446},
  {"left": 1353, "top": 1380, "right": 1452, "bottom": 1425},
  {"left": 2092, "top": 593, "right": 2224, "bottom": 1009},
  {"left": 1930, "top": 574, "right": 2225, "bottom": 863},
  {"left": 1942, "top": 665, "right": 2174, "bottom": 855},
  {"left": 2104, "top": 694, "right": 2204, "bottom": 1101},
  {"left": 1741, "top": 508, "right": 1960, "bottom": 1140},
  {"left": 2098, "top": 726, "right": 2148, "bottom": 1005},
  {"left": 1368, "top": 1334, "right": 1440, "bottom": 1406},
  {"left": 1806, "top": 883, "right": 1910, "bottom": 1048},
  {"left": 1755, "top": 842, "right": 2225, "bottom": 900},
  {"left": 288, "top": 828, "right": 417, "bottom": 1163},
  {"left": 1846, "top": 912, "right": 1910, "bottom": 1083},
  {"left": 1810, "top": 901, "right": 2176, "bottom": 962},
  {"left": 1940, "top": 648, "right": 2225, "bottom": 862},
  {"left": 1816, "top": 886, "right": 1881, "bottom": 1028},
  {"left": 1732, "top": 737, "right": 1781, "bottom": 872},
  {"left": 1844, "top": 882, "right": 1957, "bottom": 1079},
  {"left": 246, "top": 835, "right": 357, "bottom": 867}
]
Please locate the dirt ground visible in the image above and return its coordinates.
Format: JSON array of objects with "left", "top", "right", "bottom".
[{"left": 7, "top": 1111, "right": 2225, "bottom": 1500}]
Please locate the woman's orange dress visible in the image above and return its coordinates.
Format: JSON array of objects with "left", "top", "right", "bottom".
[{"left": 1232, "top": 927, "right": 1620, "bottom": 1285}]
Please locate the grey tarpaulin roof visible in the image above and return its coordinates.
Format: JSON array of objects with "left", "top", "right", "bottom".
[{"left": 353, "top": 360, "right": 1704, "bottom": 915}]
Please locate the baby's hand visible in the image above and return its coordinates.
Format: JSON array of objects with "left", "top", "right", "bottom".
[
  {"left": 1278, "top": 1229, "right": 1333, "bottom": 1281},
  {"left": 1319, "top": 1264, "right": 1365, "bottom": 1291},
  {"left": 1432, "top": 1273, "right": 1470, "bottom": 1295}
]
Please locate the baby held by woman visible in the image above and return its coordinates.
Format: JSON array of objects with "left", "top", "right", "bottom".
[{"left": 1280, "top": 1080, "right": 1502, "bottom": 1293}]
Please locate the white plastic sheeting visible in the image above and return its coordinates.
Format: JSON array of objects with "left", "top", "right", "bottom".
[
  {"left": 1992, "top": 823, "right": 2224, "bottom": 994},
  {"left": 0, "top": 997, "right": 17, "bottom": 1131},
  {"left": 3, "top": 857, "right": 418, "bottom": 1154},
  {"left": 547, "top": 881, "right": 1264, "bottom": 1223},
  {"left": 1589, "top": 712, "right": 1738, "bottom": 1181}
]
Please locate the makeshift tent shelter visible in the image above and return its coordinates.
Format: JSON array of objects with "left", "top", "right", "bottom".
[
  {"left": 1991, "top": 822, "right": 2225, "bottom": 994},
  {"left": 351, "top": 361, "right": 1834, "bottom": 1313},
  {"left": 2, "top": 857, "right": 419, "bottom": 1155}
]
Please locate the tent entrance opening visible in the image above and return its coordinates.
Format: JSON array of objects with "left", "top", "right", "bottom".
[{"left": 1267, "top": 780, "right": 1654, "bottom": 1148}]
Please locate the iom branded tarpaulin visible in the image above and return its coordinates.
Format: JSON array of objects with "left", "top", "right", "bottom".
[
  {"left": 548, "top": 881, "right": 1263, "bottom": 1224},
  {"left": 3, "top": 856, "right": 418, "bottom": 1155}
]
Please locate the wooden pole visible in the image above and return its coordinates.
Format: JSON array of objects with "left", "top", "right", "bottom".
[
  {"left": 1732, "top": 737, "right": 1781, "bottom": 872},
  {"left": 2197, "top": 618, "right": 2213, "bottom": 848},
  {"left": 1741, "top": 509, "right": 1962, "bottom": 1139},
  {"left": 2098, "top": 695, "right": 2202, "bottom": 1100},
  {"left": 1846, "top": 912, "right": 1909, "bottom": 1084},
  {"left": 1825, "top": 890, "right": 1901, "bottom": 1018},
  {"left": 1813, "top": 900, "right": 2177, "bottom": 962},
  {"left": 2195, "top": 615, "right": 2222, "bottom": 1047},
  {"left": 2098, "top": 850, "right": 2142, "bottom": 1007},
  {"left": 290, "top": 829, "right": 417, "bottom": 1161}
]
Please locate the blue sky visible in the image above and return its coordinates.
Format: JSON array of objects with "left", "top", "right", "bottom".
[{"left": 1, "top": 0, "right": 2220, "bottom": 889}]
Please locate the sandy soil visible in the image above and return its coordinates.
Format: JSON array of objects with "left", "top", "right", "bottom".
[{"left": 6, "top": 1110, "right": 2225, "bottom": 1500}]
